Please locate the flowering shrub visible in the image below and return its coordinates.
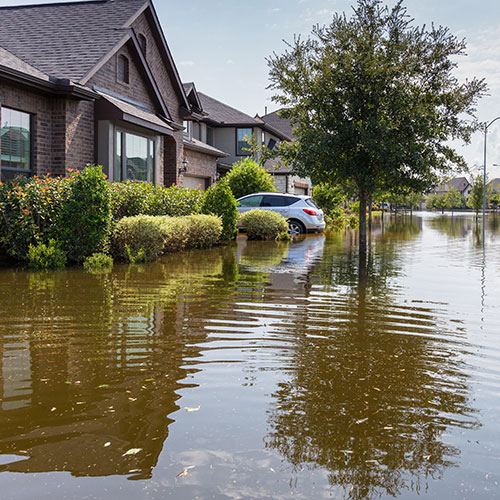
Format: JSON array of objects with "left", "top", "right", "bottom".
[{"left": 0, "top": 174, "right": 71, "bottom": 260}]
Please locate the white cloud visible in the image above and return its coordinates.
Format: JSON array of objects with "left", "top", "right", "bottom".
[{"left": 179, "top": 60, "right": 195, "bottom": 67}]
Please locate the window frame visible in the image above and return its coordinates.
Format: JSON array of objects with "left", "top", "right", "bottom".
[
  {"left": 115, "top": 127, "right": 156, "bottom": 184},
  {"left": 117, "top": 54, "right": 130, "bottom": 85},
  {"left": 0, "top": 106, "right": 34, "bottom": 180},
  {"left": 138, "top": 33, "right": 147, "bottom": 57},
  {"left": 235, "top": 127, "right": 253, "bottom": 156}
]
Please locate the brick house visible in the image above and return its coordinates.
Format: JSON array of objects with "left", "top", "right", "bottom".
[
  {"left": 182, "top": 87, "right": 313, "bottom": 195},
  {"left": 0, "top": 0, "right": 226, "bottom": 189}
]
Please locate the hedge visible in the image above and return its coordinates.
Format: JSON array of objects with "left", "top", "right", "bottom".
[
  {"left": 111, "top": 214, "right": 222, "bottom": 262},
  {"left": 240, "top": 209, "right": 289, "bottom": 240}
]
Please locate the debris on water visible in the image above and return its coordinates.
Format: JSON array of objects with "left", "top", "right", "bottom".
[
  {"left": 384, "top": 426, "right": 394, "bottom": 430},
  {"left": 104, "top": 442, "right": 111, "bottom": 447},
  {"left": 176, "top": 465, "right": 195, "bottom": 478},
  {"left": 97, "top": 384, "right": 109, "bottom": 389},
  {"left": 122, "top": 448, "right": 143, "bottom": 456},
  {"left": 183, "top": 405, "right": 200, "bottom": 412},
  {"left": 355, "top": 418, "right": 368, "bottom": 425}
]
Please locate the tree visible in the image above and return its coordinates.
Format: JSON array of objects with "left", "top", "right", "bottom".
[
  {"left": 444, "top": 188, "right": 465, "bottom": 216},
  {"left": 266, "top": 0, "right": 486, "bottom": 255},
  {"left": 490, "top": 193, "right": 500, "bottom": 212},
  {"left": 225, "top": 157, "right": 276, "bottom": 199},
  {"left": 467, "top": 174, "right": 491, "bottom": 220}
]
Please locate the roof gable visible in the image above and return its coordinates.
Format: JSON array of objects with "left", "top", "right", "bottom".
[
  {"left": 198, "top": 92, "right": 260, "bottom": 126},
  {"left": 0, "top": 0, "right": 146, "bottom": 82},
  {"left": 261, "top": 109, "right": 294, "bottom": 141}
]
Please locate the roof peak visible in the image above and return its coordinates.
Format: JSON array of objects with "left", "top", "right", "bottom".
[{"left": 0, "top": 0, "right": 107, "bottom": 10}]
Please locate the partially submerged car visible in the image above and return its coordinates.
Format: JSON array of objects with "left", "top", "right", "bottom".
[{"left": 237, "top": 192, "right": 326, "bottom": 235}]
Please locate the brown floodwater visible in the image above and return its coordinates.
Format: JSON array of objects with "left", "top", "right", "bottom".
[{"left": 0, "top": 214, "right": 499, "bottom": 499}]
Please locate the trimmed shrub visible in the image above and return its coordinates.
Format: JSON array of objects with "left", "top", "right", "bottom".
[
  {"left": 110, "top": 181, "right": 155, "bottom": 220},
  {"left": 313, "top": 182, "right": 346, "bottom": 215},
  {"left": 83, "top": 253, "right": 114, "bottom": 272},
  {"left": 111, "top": 214, "right": 222, "bottom": 261},
  {"left": 149, "top": 184, "right": 205, "bottom": 217},
  {"left": 59, "top": 165, "right": 111, "bottom": 262},
  {"left": 201, "top": 178, "right": 238, "bottom": 241},
  {"left": 226, "top": 157, "right": 276, "bottom": 199},
  {"left": 240, "top": 209, "right": 289, "bottom": 240},
  {"left": 112, "top": 215, "right": 167, "bottom": 262},
  {"left": 27, "top": 239, "right": 67, "bottom": 270},
  {"left": 109, "top": 181, "right": 205, "bottom": 220}
]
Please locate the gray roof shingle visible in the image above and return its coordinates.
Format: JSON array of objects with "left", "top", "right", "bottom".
[
  {"left": 0, "top": 46, "right": 50, "bottom": 81},
  {"left": 198, "top": 92, "right": 260, "bottom": 126},
  {"left": 0, "top": 0, "right": 146, "bottom": 82},
  {"left": 261, "top": 109, "right": 293, "bottom": 141}
]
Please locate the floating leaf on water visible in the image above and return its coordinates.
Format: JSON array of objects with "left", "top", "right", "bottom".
[
  {"left": 183, "top": 406, "right": 200, "bottom": 412},
  {"left": 122, "top": 448, "right": 143, "bottom": 456},
  {"left": 64, "top": 381, "right": 72, "bottom": 385},
  {"left": 355, "top": 418, "right": 368, "bottom": 425}
]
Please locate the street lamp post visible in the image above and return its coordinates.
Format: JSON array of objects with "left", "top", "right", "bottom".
[{"left": 483, "top": 117, "right": 500, "bottom": 241}]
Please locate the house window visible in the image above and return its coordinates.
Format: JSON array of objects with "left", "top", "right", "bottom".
[
  {"left": 138, "top": 34, "right": 147, "bottom": 56},
  {"left": 207, "top": 126, "right": 214, "bottom": 146},
  {"left": 236, "top": 127, "right": 252, "bottom": 156},
  {"left": 115, "top": 130, "right": 156, "bottom": 183},
  {"left": 1, "top": 107, "right": 32, "bottom": 180},
  {"left": 183, "top": 121, "right": 192, "bottom": 139},
  {"left": 117, "top": 55, "right": 130, "bottom": 84}
]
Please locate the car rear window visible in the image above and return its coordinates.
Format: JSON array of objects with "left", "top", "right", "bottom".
[{"left": 305, "top": 198, "right": 319, "bottom": 209}]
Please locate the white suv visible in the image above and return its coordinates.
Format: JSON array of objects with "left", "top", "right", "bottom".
[{"left": 237, "top": 192, "right": 326, "bottom": 234}]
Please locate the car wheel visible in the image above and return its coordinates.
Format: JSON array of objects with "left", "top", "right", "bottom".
[{"left": 288, "top": 220, "right": 306, "bottom": 235}]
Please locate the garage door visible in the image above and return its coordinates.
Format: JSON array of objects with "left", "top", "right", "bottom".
[
  {"left": 183, "top": 176, "right": 207, "bottom": 190},
  {"left": 294, "top": 186, "right": 308, "bottom": 196}
]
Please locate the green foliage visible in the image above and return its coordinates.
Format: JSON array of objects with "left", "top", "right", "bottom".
[
  {"left": 59, "top": 165, "right": 111, "bottom": 262},
  {"left": 347, "top": 213, "right": 359, "bottom": 229},
  {"left": 112, "top": 214, "right": 223, "bottom": 262},
  {"left": 240, "top": 209, "right": 289, "bottom": 240},
  {"left": 226, "top": 157, "right": 276, "bottom": 199},
  {"left": 109, "top": 181, "right": 204, "bottom": 220},
  {"left": 325, "top": 206, "right": 348, "bottom": 230},
  {"left": 0, "top": 174, "right": 71, "bottom": 260},
  {"left": 276, "top": 231, "right": 292, "bottom": 242},
  {"left": 444, "top": 188, "right": 465, "bottom": 212},
  {"left": 467, "top": 175, "right": 491, "bottom": 214},
  {"left": 83, "top": 252, "right": 114, "bottom": 272},
  {"left": 312, "top": 182, "right": 346, "bottom": 215},
  {"left": 426, "top": 193, "right": 447, "bottom": 213},
  {"left": 27, "top": 239, "right": 67, "bottom": 270},
  {"left": 490, "top": 193, "right": 500, "bottom": 210},
  {"left": 112, "top": 215, "right": 167, "bottom": 262},
  {"left": 125, "top": 245, "right": 147, "bottom": 264},
  {"left": 201, "top": 178, "right": 239, "bottom": 241},
  {"left": 266, "top": 0, "right": 486, "bottom": 250}
]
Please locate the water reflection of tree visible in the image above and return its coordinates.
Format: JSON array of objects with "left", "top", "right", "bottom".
[
  {"left": 264, "top": 218, "right": 478, "bottom": 499},
  {"left": 0, "top": 246, "right": 240, "bottom": 479},
  {"left": 428, "top": 216, "right": 473, "bottom": 239}
]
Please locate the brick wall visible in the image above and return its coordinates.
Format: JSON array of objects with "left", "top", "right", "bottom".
[
  {"left": 132, "top": 11, "right": 186, "bottom": 186},
  {"left": 183, "top": 147, "right": 217, "bottom": 187}
]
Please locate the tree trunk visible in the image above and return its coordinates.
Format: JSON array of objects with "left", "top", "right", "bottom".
[
  {"left": 359, "top": 189, "right": 367, "bottom": 257},
  {"left": 368, "top": 196, "right": 373, "bottom": 232}
]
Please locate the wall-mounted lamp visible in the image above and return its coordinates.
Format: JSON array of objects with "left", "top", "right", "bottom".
[{"left": 179, "top": 157, "right": 188, "bottom": 176}]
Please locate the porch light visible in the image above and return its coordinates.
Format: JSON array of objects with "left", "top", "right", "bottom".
[{"left": 179, "top": 157, "right": 188, "bottom": 176}]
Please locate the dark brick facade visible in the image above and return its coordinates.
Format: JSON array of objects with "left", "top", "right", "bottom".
[
  {"left": 183, "top": 148, "right": 217, "bottom": 186},
  {"left": 0, "top": 6, "right": 217, "bottom": 187}
]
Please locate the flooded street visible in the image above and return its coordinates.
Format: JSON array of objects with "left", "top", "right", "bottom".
[{"left": 0, "top": 214, "right": 499, "bottom": 499}]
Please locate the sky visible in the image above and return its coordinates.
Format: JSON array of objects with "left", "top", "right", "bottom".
[{"left": 2, "top": 0, "right": 500, "bottom": 179}]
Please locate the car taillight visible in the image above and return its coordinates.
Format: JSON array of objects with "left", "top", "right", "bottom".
[{"left": 303, "top": 208, "right": 318, "bottom": 216}]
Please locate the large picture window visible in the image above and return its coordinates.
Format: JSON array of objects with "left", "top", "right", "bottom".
[
  {"left": 1, "top": 107, "right": 32, "bottom": 180},
  {"left": 236, "top": 127, "right": 252, "bottom": 156},
  {"left": 115, "top": 130, "right": 156, "bottom": 183}
]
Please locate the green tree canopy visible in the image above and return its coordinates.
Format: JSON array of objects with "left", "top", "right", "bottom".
[{"left": 267, "top": 0, "right": 486, "bottom": 253}]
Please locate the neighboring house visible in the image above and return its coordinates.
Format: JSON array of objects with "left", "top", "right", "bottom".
[
  {"left": 257, "top": 109, "right": 312, "bottom": 196},
  {"left": 489, "top": 178, "right": 500, "bottom": 194},
  {"left": 434, "top": 177, "right": 472, "bottom": 198},
  {"left": 0, "top": 0, "right": 224, "bottom": 189},
  {"left": 182, "top": 88, "right": 312, "bottom": 195}
]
